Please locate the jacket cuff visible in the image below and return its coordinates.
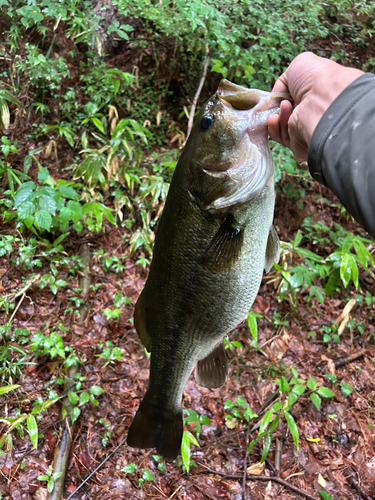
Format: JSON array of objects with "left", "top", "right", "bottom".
[{"left": 308, "top": 73, "right": 375, "bottom": 184}]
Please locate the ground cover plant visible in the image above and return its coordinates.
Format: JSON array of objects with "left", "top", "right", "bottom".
[{"left": 0, "top": 1, "right": 375, "bottom": 499}]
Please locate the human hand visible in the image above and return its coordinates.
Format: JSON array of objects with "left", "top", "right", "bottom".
[{"left": 267, "top": 52, "right": 364, "bottom": 162}]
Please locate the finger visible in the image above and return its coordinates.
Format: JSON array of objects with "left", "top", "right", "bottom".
[
  {"left": 267, "top": 114, "right": 284, "bottom": 145},
  {"left": 279, "top": 100, "right": 293, "bottom": 148},
  {"left": 272, "top": 74, "right": 288, "bottom": 93}
]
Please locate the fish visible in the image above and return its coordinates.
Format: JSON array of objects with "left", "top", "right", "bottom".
[{"left": 127, "top": 79, "right": 289, "bottom": 459}]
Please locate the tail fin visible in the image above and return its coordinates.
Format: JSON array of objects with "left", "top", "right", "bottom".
[{"left": 127, "top": 395, "right": 183, "bottom": 460}]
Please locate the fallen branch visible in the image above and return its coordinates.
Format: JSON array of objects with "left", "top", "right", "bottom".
[
  {"left": 185, "top": 44, "right": 210, "bottom": 142},
  {"left": 197, "top": 462, "right": 318, "bottom": 500},
  {"left": 47, "top": 244, "right": 91, "bottom": 500},
  {"left": 334, "top": 348, "right": 367, "bottom": 368},
  {"left": 9, "top": 274, "right": 41, "bottom": 303}
]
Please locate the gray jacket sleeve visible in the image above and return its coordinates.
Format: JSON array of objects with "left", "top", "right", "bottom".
[{"left": 308, "top": 73, "right": 375, "bottom": 238}]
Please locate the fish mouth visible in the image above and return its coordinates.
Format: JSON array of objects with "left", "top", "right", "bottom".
[{"left": 217, "top": 79, "right": 291, "bottom": 111}]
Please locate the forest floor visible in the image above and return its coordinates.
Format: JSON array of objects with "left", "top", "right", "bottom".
[{"left": 1, "top": 171, "right": 375, "bottom": 500}]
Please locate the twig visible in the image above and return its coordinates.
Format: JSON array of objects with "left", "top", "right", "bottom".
[
  {"left": 9, "top": 293, "right": 25, "bottom": 322},
  {"left": 9, "top": 274, "right": 41, "bottom": 303},
  {"left": 334, "top": 348, "right": 367, "bottom": 368},
  {"left": 65, "top": 435, "right": 127, "bottom": 500},
  {"left": 47, "top": 244, "right": 91, "bottom": 500},
  {"left": 170, "top": 484, "right": 182, "bottom": 498},
  {"left": 275, "top": 437, "right": 282, "bottom": 471},
  {"left": 242, "top": 426, "right": 252, "bottom": 500},
  {"left": 196, "top": 462, "right": 317, "bottom": 500},
  {"left": 343, "top": 466, "right": 373, "bottom": 500},
  {"left": 185, "top": 44, "right": 210, "bottom": 142}
]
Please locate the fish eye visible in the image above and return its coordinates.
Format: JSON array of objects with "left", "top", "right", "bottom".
[{"left": 201, "top": 114, "right": 214, "bottom": 131}]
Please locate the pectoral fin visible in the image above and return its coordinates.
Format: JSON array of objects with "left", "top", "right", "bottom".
[
  {"left": 264, "top": 225, "right": 280, "bottom": 274},
  {"left": 202, "top": 214, "right": 244, "bottom": 274},
  {"left": 134, "top": 291, "right": 152, "bottom": 352},
  {"left": 195, "top": 343, "right": 228, "bottom": 388}
]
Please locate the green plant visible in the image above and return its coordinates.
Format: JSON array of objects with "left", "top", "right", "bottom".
[
  {"left": 30, "top": 328, "right": 66, "bottom": 360},
  {"left": 0, "top": 136, "right": 29, "bottom": 196},
  {"left": 224, "top": 397, "right": 258, "bottom": 429},
  {"left": 120, "top": 463, "right": 154, "bottom": 484},
  {"left": 248, "top": 367, "right": 335, "bottom": 462},
  {"left": 65, "top": 384, "right": 105, "bottom": 424},
  {"left": 0, "top": 397, "right": 58, "bottom": 453},
  {"left": 98, "top": 418, "right": 112, "bottom": 446},
  {"left": 96, "top": 341, "right": 124, "bottom": 366},
  {"left": 37, "top": 465, "right": 62, "bottom": 494},
  {"left": 5, "top": 165, "right": 115, "bottom": 235}
]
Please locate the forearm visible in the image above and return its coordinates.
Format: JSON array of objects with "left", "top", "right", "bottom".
[{"left": 308, "top": 73, "right": 375, "bottom": 238}]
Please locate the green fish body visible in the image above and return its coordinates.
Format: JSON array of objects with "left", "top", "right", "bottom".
[{"left": 127, "top": 80, "right": 288, "bottom": 459}]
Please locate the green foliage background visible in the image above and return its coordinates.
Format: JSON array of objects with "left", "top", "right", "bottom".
[{"left": 0, "top": 0, "right": 375, "bottom": 482}]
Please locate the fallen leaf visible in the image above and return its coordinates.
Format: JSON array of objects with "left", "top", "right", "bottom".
[
  {"left": 247, "top": 461, "right": 265, "bottom": 475},
  {"left": 317, "top": 473, "right": 326, "bottom": 488}
]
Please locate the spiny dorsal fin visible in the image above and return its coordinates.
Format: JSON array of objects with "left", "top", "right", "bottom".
[
  {"left": 202, "top": 214, "right": 244, "bottom": 274},
  {"left": 264, "top": 225, "right": 280, "bottom": 274},
  {"left": 195, "top": 343, "right": 228, "bottom": 389}
]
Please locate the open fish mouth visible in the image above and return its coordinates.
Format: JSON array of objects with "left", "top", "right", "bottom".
[{"left": 217, "top": 79, "right": 291, "bottom": 111}]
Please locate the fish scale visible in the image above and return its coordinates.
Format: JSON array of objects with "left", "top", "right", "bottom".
[{"left": 127, "top": 79, "right": 289, "bottom": 459}]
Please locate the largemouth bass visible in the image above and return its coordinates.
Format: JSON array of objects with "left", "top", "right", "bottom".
[{"left": 127, "top": 80, "right": 288, "bottom": 459}]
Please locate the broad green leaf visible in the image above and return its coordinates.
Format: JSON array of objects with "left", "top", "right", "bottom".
[
  {"left": 141, "top": 469, "right": 154, "bottom": 481},
  {"left": 58, "top": 185, "right": 79, "bottom": 200},
  {"left": 55, "top": 280, "right": 68, "bottom": 287},
  {"left": 200, "top": 415, "right": 211, "bottom": 425},
  {"left": 287, "top": 392, "right": 298, "bottom": 409},
  {"left": 79, "top": 392, "right": 90, "bottom": 405},
  {"left": 317, "top": 387, "right": 335, "bottom": 398},
  {"left": 67, "top": 201, "right": 82, "bottom": 222},
  {"left": 122, "top": 463, "right": 137, "bottom": 473},
  {"left": 272, "top": 401, "right": 282, "bottom": 412},
  {"left": 35, "top": 210, "right": 52, "bottom": 231},
  {"left": 89, "top": 385, "right": 105, "bottom": 395},
  {"left": 27, "top": 415, "right": 38, "bottom": 449},
  {"left": 17, "top": 201, "right": 35, "bottom": 219},
  {"left": 38, "top": 166, "right": 51, "bottom": 182},
  {"left": 14, "top": 182, "right": 36, "bottom": 208},
  {"left": 68, "top": 390, "right": 79, "bottom": 405},
  {"left": 285, "top": 411, "right": 299, "bottom": 449},
  {"left": 47, "top": 478, "right": 54, "bottom": 493},
  {"left": 307, "top": 377, "right": 317, "bottom": 391},
  {"left": 340, "top": 382, "right": 353, "bottom": 398},
  {"left": 39, "top": 195, "right": 57, "bottom": 215},
  {"left": 292, "top": 384, "right": 306, "bottom": 396},
  {"left": 325, "top": 269, "right": 340, "bottom": 296},
  {"left": 70, "top": 406, "right": 81, "bottom": 423},
  {"left": 318, "top": 491, "right": 335, "bottom": 500},
  {"left": 310, "top": 392, "right": 321, "bottom": 410},
  {"left": 278, "top": 376, "right": 290, "bottom": 394}
]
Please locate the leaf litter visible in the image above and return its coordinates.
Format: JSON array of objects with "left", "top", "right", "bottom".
[{"left": 1, "top": 176, "right": 375, "bottom": 500}]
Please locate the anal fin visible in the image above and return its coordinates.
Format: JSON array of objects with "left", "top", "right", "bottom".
[
  {"left": 134, "top": 291, "right": 152, "bottom": 352},
  {"left": 264, "top": 224, "right": 280, "bottom": 274},
  {"left": 202, "top": 214, "right": 244, "bottom": 274},
  {"left": 195, "top": 343, "right": 228, "bottom": 389}
]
